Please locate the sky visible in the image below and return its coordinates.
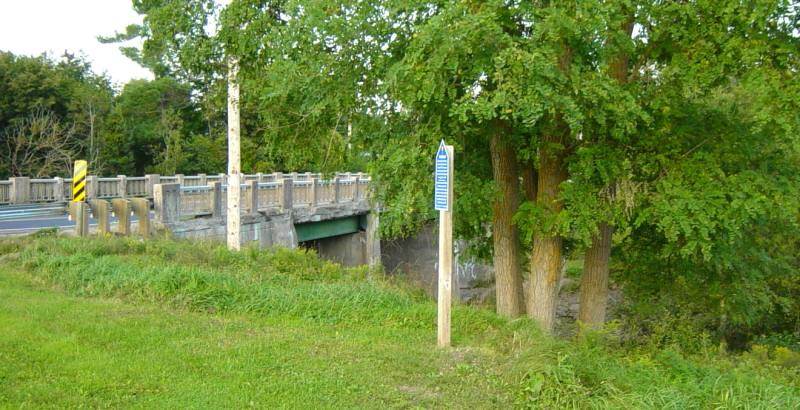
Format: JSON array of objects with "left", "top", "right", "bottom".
[{"left": 0, "top": 0, "right": 154, "bottom": 86}]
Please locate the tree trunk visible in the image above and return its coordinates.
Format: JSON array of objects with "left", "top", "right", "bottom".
[
  {"left": 489, "top": 122, "right": 525, "bottom": 317},
  {"left": 579, "top": 222, "right": 613, "bottom": 328},
  {"left": 577, "top": 11, "right": 634, "bottom": 330},
  {"left": 528, "top": 132, "right": 568, "bottom": 332}
]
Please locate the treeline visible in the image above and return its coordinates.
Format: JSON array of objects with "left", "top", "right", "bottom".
[
  {"left": 0, "top": 51, "right": 223, "bottom": 178},
  {"left": 4, "top": 1, "right": 800, "bottom": 351}
]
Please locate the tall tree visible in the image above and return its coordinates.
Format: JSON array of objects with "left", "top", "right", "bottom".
[
  {"left": 102, "top": 78, "right": 199, "bottom": 175},
  {"left": 577, "top": 4, "right": 636, "bottom": 329}
]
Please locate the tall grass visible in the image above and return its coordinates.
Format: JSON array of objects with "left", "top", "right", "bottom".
[{"left": 2, "top": 234, "right": 799, "bottom": 408}]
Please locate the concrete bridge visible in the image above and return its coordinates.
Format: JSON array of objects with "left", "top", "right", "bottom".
[{"left": 0, "top": 172, "right": 380, "bottom": 267}]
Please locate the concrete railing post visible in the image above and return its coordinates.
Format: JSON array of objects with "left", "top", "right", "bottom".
[
  {"left": 218, "top": 173, "right": 227, "bottom": 186},
  {"left": 10, "top": 177, "right": 30, "bottom": 204},
  {"left": 281, "top": 178, "right": 293, "bottom": 210},
  {"left": 247, "top": 180, "right": 259, "bottom": 214},
  {"left": 117, "top": 175, "right": 127, "bottom": 198},
  {"left": 111, "top": 198, "right": 131, "bottom": 235},
  {"left": 198, "top": 173, "right": 207, "bottom": 186},
  {"left": 211, "top": 182, "right": 223, "bottom": 218},
  {"left": 144, "top": 174, "right": 160, "bottom": 198},
  {"left": 86, "top": 175, "right": 98, "bottom": 200},
  {"left": 333, "top": 176, "right": 341, "bottom": 203},
  {"left": 73, "top": 201, "right": 90, "bottom": 237},
  {"left": 53, "top": 177, "right": 65, "bottom": 202},
  {"left": 90, "top": 199, "right": 111, "bottom": 235},
  {"left": 154, "top": 183, "right": 181, "bottom": 225},
  {"left": 353, "top": 174, "right": 361, "bottom": 201},
  {"left": 256, "top": 172, "right": 265, "bottom": 183},
  {"left": 311, "top": 177, "right": 319, "bottom": 206},
  {"left": 176, "top": 174, "right": 185, "bottom": 186},
  {"left": 273, "top": 172, "right": 283, "bottom": 183},
  {"left": 130, "top": 198, "right": 150, "bottom": 238}
]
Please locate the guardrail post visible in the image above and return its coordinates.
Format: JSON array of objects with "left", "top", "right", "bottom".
[
  {"left": 145, "top": 174, "right": 160, "bottom": 197},
  {"left": 333, "top": 176, "right": 341, "bottom": 203},
  {"left": 256, "top": 172, "right": 265, "bottom": 183},
  {"left": 53, "top": 177, "right": 65, "bottom": 202},
  {"left": 117, "top": 175, "right": 127, "bottom": 198},
  {"left": 10, "top": 177, "right": 30, "bottom": 204},
  {"left": 73, "top": 201, "right": 90, "bottom": 237},
  {"left": 273, "top": 172, "right": 283, "bottom": 182},
  {"left": 247, "top": 180, "right": 259, "bottom": 214},
  {"left": 111, "top": 198, "right": 131, "bottom": 235},
  {"left": 176, "top": 174, "right": 185, "bottom": 186},
  {"left": 130, "top": 198, "right": 150, "bottom": 238},
  {"left": 90, "top": 199, "right": 111, "bottom": 235},
  {"left": 211, "top": 182, "right": 223, "bottom": 218},
  {"left": 86, "top": 175, "right": 98, "bottom": 200},
  {"left": 154, "top": 183, "right": 181, "bottom": 224},
  {"left": 311, "top": 177, "right": 319, "bottom": 206},
  {"left": 198, "top": 173, "right": 207, "bottom": 186},
  {"left": 281, "top": 178, "right": 293, "bottom": 210}
]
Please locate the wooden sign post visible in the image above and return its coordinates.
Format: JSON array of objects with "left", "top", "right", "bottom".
[
  {"left": 435, "top": 140, "right": 454, "bottom": 347},
  {"left": 226, "top": 57, "right": 241, "bottom": 251}
]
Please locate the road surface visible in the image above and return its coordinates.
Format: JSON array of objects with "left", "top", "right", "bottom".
[{"left": 0, "top": 213, "right": 146, "bottom": 236}]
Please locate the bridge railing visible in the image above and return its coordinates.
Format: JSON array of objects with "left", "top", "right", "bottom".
[
  {"left": 0, "top": 181, "right": 11, "bottom": 205},
  {"left": 166, "top": 173, "right": 371, "bottom": 221},
  {"left": 126, "top": 177, "right": 147, "bottom": 197},
  {"left": 30, "top": 179, "right": 61, "bottom": 202},
  {"left": 0, "top": 172, "right": 363, "bottom": 206},
  {"left": 179, "top": 185, "right": 214, "bottom": 216}
]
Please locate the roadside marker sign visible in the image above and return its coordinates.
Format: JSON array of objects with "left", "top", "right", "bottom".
[
  {"left": 435, "top": 140, "right": 454, "bottom": 348},
  {"left": 434, "top": 140, "right": 451, "bottom": 211},
  {"left": 72, "top": 160, "right": 87, "bottom": 202}
]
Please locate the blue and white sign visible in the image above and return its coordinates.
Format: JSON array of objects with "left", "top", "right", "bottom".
[{"left": 434, "top": 140, "right": 451, "bottom": 211}]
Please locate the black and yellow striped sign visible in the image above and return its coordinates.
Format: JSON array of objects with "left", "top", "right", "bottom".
[{"left": 72, "top": 160, "right": 87, "bottom": 202}]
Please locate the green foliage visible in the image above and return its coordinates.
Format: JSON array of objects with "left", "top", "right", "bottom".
[
  {"left": 0, "top": 51, "right": 114, "bottom": 177},
  {"left": 102, "top": 78, "right": 203, "bottom": 175}
]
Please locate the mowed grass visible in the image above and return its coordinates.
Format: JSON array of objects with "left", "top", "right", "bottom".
[{"left": 0, "top": 235, "right": 798, "bottom": 408}]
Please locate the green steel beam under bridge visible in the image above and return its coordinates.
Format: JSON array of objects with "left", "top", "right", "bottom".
[{"left": 294, "top": 215, "right": 368, "bottom": 242}]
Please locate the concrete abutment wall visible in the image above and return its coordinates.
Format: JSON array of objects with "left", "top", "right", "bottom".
[{"left": 154, "top": 188, "right": 380, "bottom": 268}]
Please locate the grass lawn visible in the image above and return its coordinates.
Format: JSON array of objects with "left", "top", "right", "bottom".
[
  {"left": 0, "top": 271, "right": 500, "bottom": 408},
  {"left": 0, "top": 235, "right": 798, "bottom": 408}
]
